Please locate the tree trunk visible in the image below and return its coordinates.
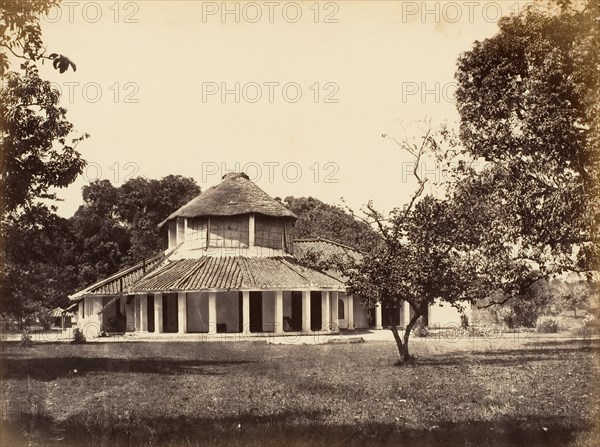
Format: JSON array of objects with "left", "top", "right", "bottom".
[
  {"left": 390, "top": 308, "right": 422, "bottom": 362},
  {"left": 389, "top": 323, "right": 409, "bottom": 361}
]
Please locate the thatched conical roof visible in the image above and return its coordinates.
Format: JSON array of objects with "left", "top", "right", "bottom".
[{"left": 159, "top": 172, "right": 296, "bottom": 227}]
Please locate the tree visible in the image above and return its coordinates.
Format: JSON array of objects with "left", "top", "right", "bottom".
[
  {"left": 117, "top": 175, "right": 201, "bottom": 262},
  {"left": 490, "top": 280, "right": 557, "bottom": 328},
  {"left": 282, "top": 196, "right": 381, "bottom": 253},
  {"left": 1, "top": 0, "right": 85, "bottom": 321},
  {"left": 347, "top": 193, "right": 493, "bottom": 362},
  {"left": 555, "top": 279, "right": 595, "bottom": 317},
  {"left": 1, "top": 0, "right": 84, "bottom": 216},
  {"left": 341, "top": 125, "right": 490, "bottom": 362},
  {"left": 0, "top": 0, "right": 76, "bottom": 76},
  {"left": 454, "top": 0, "right": 599, "bottom": 285},
  {"left": 69, "top": 176, "right": 201, "bottom": 287},
  {"left": 1, "top": 206, "right": 79, "bottom": 324},
  {"left": 70, "top": 180, "right": 131, "bottom": 287}
]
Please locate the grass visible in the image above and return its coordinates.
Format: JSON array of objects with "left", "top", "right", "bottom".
[{"left": 1, "top": 336, "right": 599, "bottom": 447}]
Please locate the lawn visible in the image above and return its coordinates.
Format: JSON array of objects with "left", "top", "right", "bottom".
[{"left": 1, "top": 336, "right": 599, "bottom": 447}]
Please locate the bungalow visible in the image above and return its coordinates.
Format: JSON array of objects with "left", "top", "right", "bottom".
[{"left": 68, "top": 172, "right": 469, "bottom": 339}]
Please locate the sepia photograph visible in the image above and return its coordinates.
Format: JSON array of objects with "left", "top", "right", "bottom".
[{"left": 0, "top": 0, "right": 598, "bottom": 446}]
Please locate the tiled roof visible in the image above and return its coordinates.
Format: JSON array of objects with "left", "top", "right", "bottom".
[
  {"left": 127, "top": 256, "right": 344, "bottom": 293},
  {"left": 159, "top": 172, "right": 296, "bottom": 227},
  {"left": 68, "top": 252, "right": 167, "bottom": 300}
]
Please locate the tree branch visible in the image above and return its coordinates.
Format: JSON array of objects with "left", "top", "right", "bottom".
[{"left": 476, "top": 271, "right": 554, "bottom": 309}]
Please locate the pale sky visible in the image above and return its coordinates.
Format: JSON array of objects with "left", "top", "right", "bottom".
[{"left": 36, "top": 1, "right": 528, "bottom": 217}]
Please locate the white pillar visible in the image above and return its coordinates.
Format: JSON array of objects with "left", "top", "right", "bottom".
[
  {"left": 301, "top": 290, "right": 311, "bottom": 333},
  {"left": 274, "top": 290, "right": 283, "bottom": 335},
  {"left": 403, "top": 300, "right": 411, "bottom": 327},
  {"left": 330, "top": 291, "right": 339, "bottom": 332},
  {"left": 375, "top": 302, "right": 383, "bottom": 330},
  {"left": 242, "top": 291, "right": 250, "bottom": 334},
  {"left": 208, "top": 291, "right": 217, "bottom": 335},
  {"left": 154, "top": 293, "right": 163, "bottom": 333},
  {"left": 140, "top": 294, "right": 148, "bottom": 332},
  {"left": 348, "top": 294, "right": 355, "bottom": 330},
  {"left": 177, "top": 292, "right": 187, "bottom": 334},
  {"left": 321, "top": 291, "right": 330, "bottom": 331}
]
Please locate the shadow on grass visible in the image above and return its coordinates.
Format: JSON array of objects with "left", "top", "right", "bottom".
[
  {"left": 1, "top": 356, "right": 253, "bottom": 381},
  {"left": 523, "top": 339, "right": 600, "bottom": 348},
  {"left": 2, "top": 410, "right": 597, "bottom": 447},
  {"left": 414, "top": 342, "right": 600, "bottom": 367}
]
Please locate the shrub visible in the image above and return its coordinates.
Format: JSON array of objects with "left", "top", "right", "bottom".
[
  {"left": 460, "top": 314, "right": 469, "bottom": 329},
  {"left": 571, "top": 312, "right": 600, "bottom": 337},
  {"left": 437, "top": 324, "right": 504, "bottom": 340},
  {"left": 19, "top": 330, "right": 33, "bottom": 348},
  {"left": 582, "top": 313, "right": 600, "bottom": 328},
  {"left": 536, "top": 316, "right": 559, "bottom": 333},
  {"left": 72, "top": 328, "right": 86, "bottom": 344},
  {"left": 491, "top": 281, "right": 560, "bottom": 329},
  {"left": 494, "top": 301, "right": 545, "bottom": 329}
]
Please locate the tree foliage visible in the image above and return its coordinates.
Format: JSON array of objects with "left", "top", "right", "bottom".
[
  {"left": 0, "top": 0, "right": 76, "bottom": 75},
  {"left": 554, "top": 278, "right": 597, "bottom": 317},
  {"left": 1, "top": 206, "right": 79, "bottom": 321},
  {"left": 70, "top": 175, "right": 200, "bottom": 286},
  {"left": 490, "top": 281, "right": 557, "bottom": 329},
  {"left": 117, "top": 175, "right": 201, "bottom": 260},
  {"left": 70, "top": 180, "right": 132, "bottom": 287},
  {"left": 282, "top": 196, "right": 380, "bottom": 253},
  {"left": 1, "top": 0, "right": 83, "bottom": 216},
  {"left": 344, "top": 126, "right": 491, "bottom": 361},
  {"left": 454, "top": 0, "right": 600, "bottom": 278},
  {"left": 1, "top": 0, "right": 84, "bottom": 322},
  {"left": 490, "top": 276, "right": 597, "bottom": 326},
  {"left": 0, "top": 64, "right": 86, "bottom": 215}
]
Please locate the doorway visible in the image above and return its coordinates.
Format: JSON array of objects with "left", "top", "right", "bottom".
[
  {"left": 337, "top": 298, "right": 347, "bottom": 329},
  {"left": 147, "top": 295, "right": 155, "bottom": 333},
  {"left": 249, "top": 291, "right": 262, "bottom": 333},
  {"left": 162, "top": 294, "right": 178, "bottom": 333},
  {"left": 291, "top": 291, "right": 302, "bottom": 331},
  {"left": 310, "top": 291, "right": 322, "bottom": 331}
]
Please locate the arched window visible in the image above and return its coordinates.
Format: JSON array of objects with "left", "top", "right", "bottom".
[{"left": 338, "top": 299, "right": 345, "bottom": 319}]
